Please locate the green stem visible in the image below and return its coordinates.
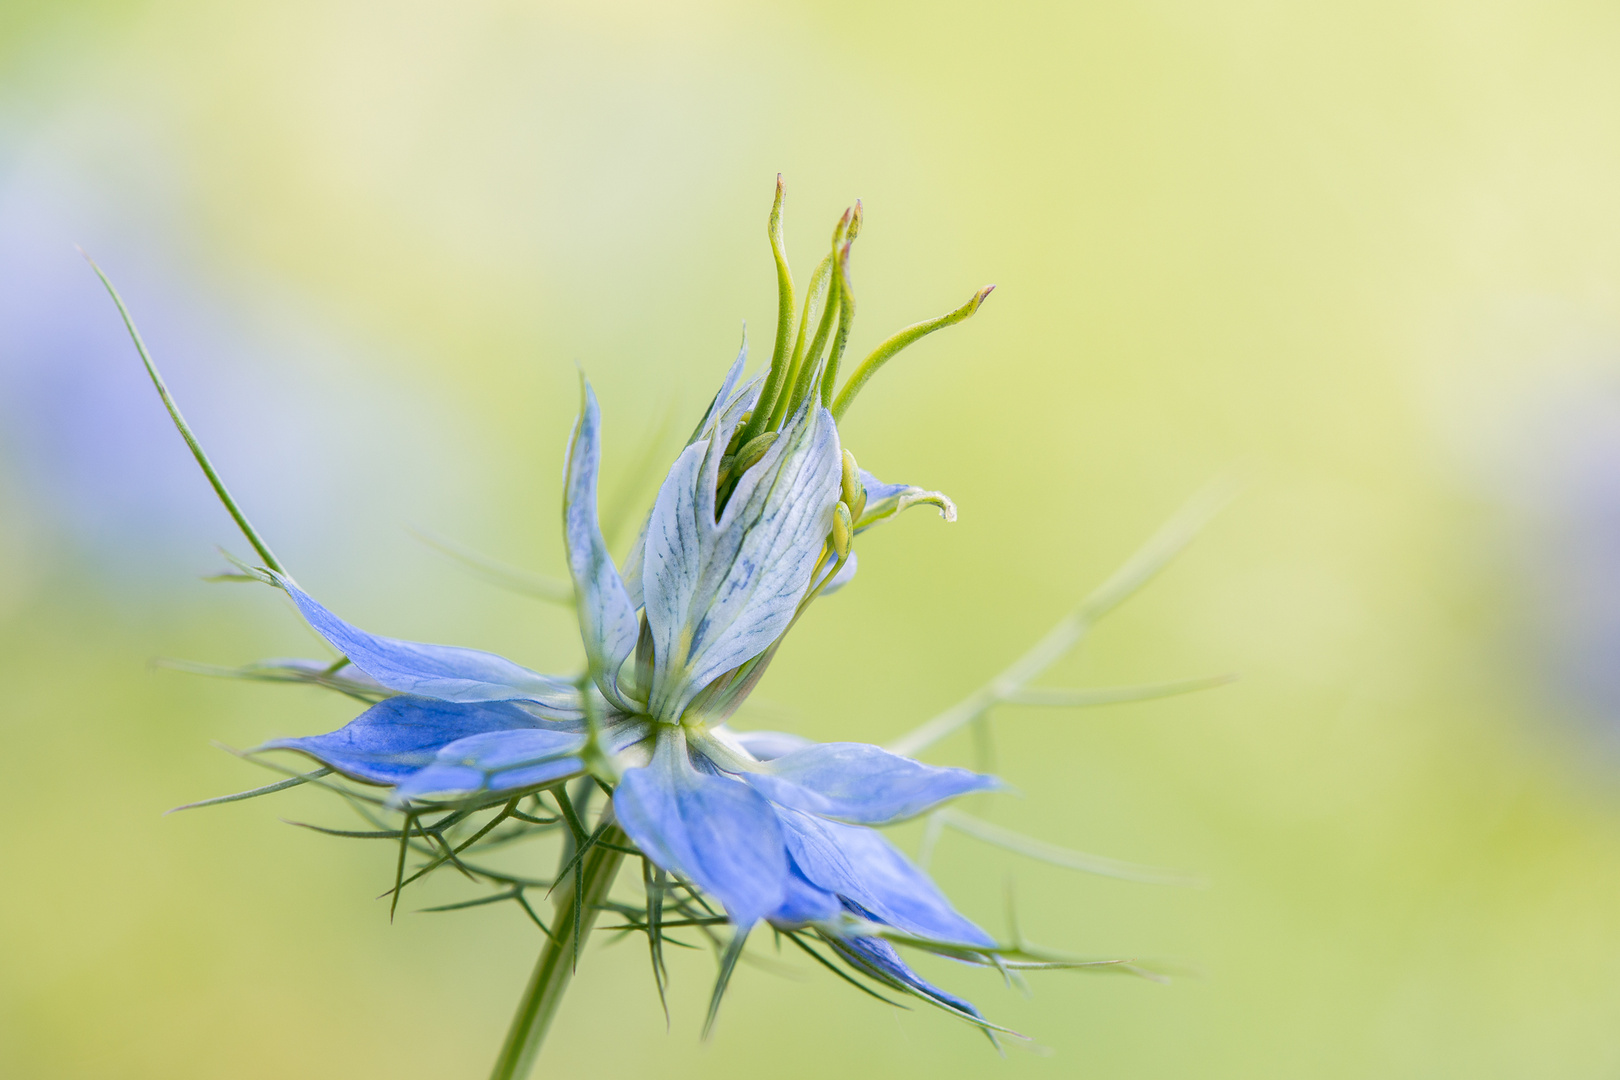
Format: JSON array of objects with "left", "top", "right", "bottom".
[{"left": 488, "top": 823, "right": 628, "bottom": 1080}]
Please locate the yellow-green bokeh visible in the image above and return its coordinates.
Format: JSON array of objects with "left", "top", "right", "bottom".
[{"left": 5, "top": 2, "right": 1620, "bottom": 1077}]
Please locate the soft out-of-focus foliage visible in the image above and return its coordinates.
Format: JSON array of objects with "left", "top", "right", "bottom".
[{"left": 5, "top": 2, "right": 1620, "bottom": 1077}]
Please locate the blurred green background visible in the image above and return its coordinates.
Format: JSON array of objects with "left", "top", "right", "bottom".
[{"left": 6, "top": 1, "right": 1620, "bottom": 1076}]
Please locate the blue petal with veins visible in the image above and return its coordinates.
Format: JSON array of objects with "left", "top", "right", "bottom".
[
  {"left": 564, "top": 381, "right": 641, "bottom": 710},
  {"left": 825, "top": 931, "right": 985, "bottom": 1020},
  {"left": 613, "top": 727, "right": 788, "bottom": 926},
  {"left": 263, "top": 697, "right": 565, "bottom": 784},
  {"left": 772, "top": 806, "right": 995, "bottom": 947},
  {"left": 270, "top": 574, "right": 581, "bottom": 715},
  {"left": 389, "top": 727, "right": 588, "bottom": 804},
  {"left": 769, "top": 860, "right": 845, "bottom": 926},
  {"left": 643, "top": 396, "right": 841, "bottom": 720},
  {"left": 746, "top": 742, "right": 999, "bottom": 825}
]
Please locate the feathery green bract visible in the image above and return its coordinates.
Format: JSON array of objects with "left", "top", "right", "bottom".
[
  {"left": 887, "top": 475, "right": 1243, "bottom": 758},
  {"left": 644, "top": 860, "right": 671, "bottom": 1023},
  {"left": 154, "top": 658, "right": 391, "bottom": 703},
  {"left": 165, "top": 767, "right": 333, "bottom": 814},
  {"left": 702, "top": 925, "right": 752, "bottom": 1040}
]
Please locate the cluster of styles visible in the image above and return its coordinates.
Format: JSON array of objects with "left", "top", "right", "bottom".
[{"left": 101, "top": 178, "right": 1223, "bottom": 1073}]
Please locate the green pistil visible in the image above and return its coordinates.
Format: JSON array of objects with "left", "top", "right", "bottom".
[
  {"left": 741, "top": 182, "right": 995, "bottom": 435},
  {"left": 830, "top": 284, "right": 995, "bottom": 422},
  {"left": 767, "top": 250, "right": 834, "bottom": 431},
  {"left": 819, "top": 203, "right": 862, "bottom": 408},
  {"left": 738, "top": 175, "right": 796, "bottom": 448}
]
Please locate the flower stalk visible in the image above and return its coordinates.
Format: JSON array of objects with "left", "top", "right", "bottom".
[{"left": 488, "top": 823, "right": 628, "bottom": 1080}]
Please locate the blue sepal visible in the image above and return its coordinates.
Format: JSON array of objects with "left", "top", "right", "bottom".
[
  {"left": 564, "top": 381, "right": 642, "bottom": 711},
  {"left": 774, "top": 806, "right": 994, "bottom": 947},
  {"left": 262, "top": 697, "right": 563, "bottom": 785},
  {"left": 746, "top": 742, "right": 1000, "bottom": 824},
  {"left": 269, "top": 574, "right": 581, "bottom": 716},
  {"left": 613, "top": 727, "right": 788, "bottom": 926},
  {"left": 824, "top": 931, "right": 985, "bottom": 1020},
  {"left": 388, "top": 727, "right": 587, "bottom": 804},
  {"left": 642, "top": 395, "right": 841, "bottom": 721},
  {"left": 768, "top": 862, "right": 845, "bottom": 926}
]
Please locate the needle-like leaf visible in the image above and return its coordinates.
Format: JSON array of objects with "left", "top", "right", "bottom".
[
  {"left": 702, "top": 924, "right": 753, "bottom": 1040},
  {"left": 165, "top": 767, "right": 332, "bottom": 815},
  {"left": 85, "top": 252, "right": 285, "bottom": 574}
]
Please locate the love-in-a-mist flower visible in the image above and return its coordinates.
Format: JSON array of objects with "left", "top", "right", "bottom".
[{"left": 98, "top": 178, "right": 1222, "bottom": 1075}]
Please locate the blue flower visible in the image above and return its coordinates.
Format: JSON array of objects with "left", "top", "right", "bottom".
[
  {"left": 102, "top": 187, "right": 1193, "bottom": 1055},
  {"left": 248, "top": 345, "right": 1001, "bottom": 1020}
]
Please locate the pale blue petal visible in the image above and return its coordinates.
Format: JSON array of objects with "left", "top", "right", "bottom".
[
  {"left": 389, "top": 727, "right": 587, "bottom": 804},
  {"left": 613, "top": 728, "right": 787, "bottom": 926},
  {"left": 687, "top": 401, "right": 837, "bottom": 684},
  {"left": 730, "top": 729, "right": 813, "bottom": 761},
  {"left": 714, "top": 372, "right": 763, "bottom": 444},
  {"left": 747, "top": 743, "right": 1000, "bottom": 824},
  {"left": 774, "top": 806, "right": 994, "bottom": 947},
  {"left": 684, "top": 339, "right": 748, "bottom": 447},
  {"left": 824, "top": 932, "right": 985, "bottom": 1019},
  {"left": 564, "top": 381, "right": 642, "bottom": 709},
  {"left": 641, "top": 439, "right": 707, "bottom": 691},
  {"left": 644, "top": 398, "right": 842, "bottom": 720},
  {"left": 263, "top": 697, "right": 561, "bottom": 785},
  {"left": 269, "top": 574, "right": 581, "bottom": 716},
  {"left": 641, "top": 376, "right": 769, "bottom": 674}
]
